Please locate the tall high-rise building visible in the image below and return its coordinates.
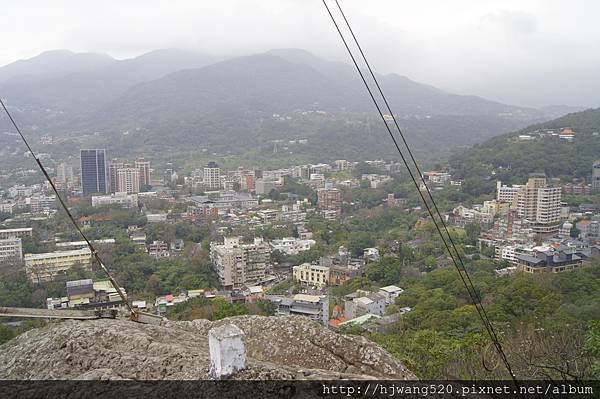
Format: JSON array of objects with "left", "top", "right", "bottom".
[
  {"left": 204, "top": 161, "right": 221, "bottom": 190},
  {"left": 56, "top": 162, "right": 74, "bottom": 189},
  {"left": 80, "top": 149, "right": 107, "bottom": 195},
  {"left": 515, "top": 175, "right": 562, "bottom": 234},
  {"left": 108, "top": 160, "right": 124, "bottom": 193},
  {"left": 592, "top": 161, "right": 600, "bottom": 192},
  {"left": 135, "top": 158, "right": 151, "bottom": 188},
  {"left": 116, "top": 167, "right": 140, "bottom": 194}
]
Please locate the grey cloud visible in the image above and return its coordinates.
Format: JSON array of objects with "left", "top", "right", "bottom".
[{"left": 481, "top": 10, "right": 538, "bottom": 35}]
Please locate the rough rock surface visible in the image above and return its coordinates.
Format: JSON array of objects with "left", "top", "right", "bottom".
[{"left": 0, "top": 315, "right": 415, "bottom": 380}]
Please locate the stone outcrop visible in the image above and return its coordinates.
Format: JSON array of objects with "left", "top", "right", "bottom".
[{"left": 0, "top": 315, "right": 415, "bottom": 380}]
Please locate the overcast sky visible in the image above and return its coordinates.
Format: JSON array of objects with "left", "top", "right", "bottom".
[{"left": 1, "top": 0, "right": 600, "bottom": 107}]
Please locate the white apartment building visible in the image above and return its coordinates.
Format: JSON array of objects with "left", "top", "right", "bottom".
[
  {"left": 0, "top": 228, "right": 33, "bottom": 240},
  {"left": 8, "top": 185, "right": 33, "bottom": 198},
  {"left": 424, "top": 171, "right": 451, "bottom": 185},
  {"left": 494, "top": 244, "right": 540, "bottom": 265},
  {"left": 91, "top": 192, "right": 138, "bottom": 208},
  {"left": 262, "top": 169, "right": 291, "bottom": 180},
  {"left": 210, "top": 237, "right": 271, "bottom": 289},
  {"left": 24, "top": 248, "right": 92, "bottom": 283},
  {"left": 496, "top": 181, "right": 521, "bottom": 203},
  {"left": 203, "top": 162, "right": 221, "bottom": 190},
  {"left": 0, "top": 202, "right": 16, "bottom": 214},
  {"left": 0, "top": 238, "right": 23, "bottom": 263},
  {"left": 270, "top": 237, "right": 315, "bottom": 255},
  {"left": 29, "top": 195, "right": 56, "bottom": 213},
  {"left": 495, "top": 245, "right": 519, "bottom": 264}
]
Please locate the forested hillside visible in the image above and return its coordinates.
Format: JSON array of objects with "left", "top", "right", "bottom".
[{"left": 449, "top": 107, "right": 600, "bottom": 197}]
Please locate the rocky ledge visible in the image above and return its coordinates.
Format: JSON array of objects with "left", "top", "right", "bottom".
[{"left": 0, "top": 315, "right": 415, "bottom": 380}]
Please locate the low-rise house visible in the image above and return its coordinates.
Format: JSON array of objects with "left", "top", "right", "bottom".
[
  {"left": 270, "top": 237, "right": 315, "bottom": 255},
  {"left": 148, "top": 240, "right": 169, "bottom": 258},
  {"left": 378, "top": 285, "right": 404, "bottom": 305},
  {"left": 132, "top": 300, "right": 148, "bottom": 311},
  {"left": 146, "top": 212, "right": 168, "bottom": 223},
  {"left": 130, "top": 232, "right": 147, "bottom": 248},
  {"left": 187, "top": 289, "right": 206, "bottom": 298},
  {"left": 451, "top": 205, "right": 493, "bottom": 228},
  {"left": 577, "top": 220, "right": 600, "bottom": 239},
  {"left": 361, "top": 174, "right": 392, "bottom": 188},
  {"left": 155, "top": 293, "right": 188, "bottom": 313},
  {"left": 171, "top": 239, "right": 184, "bottom": 252},
  {"left": 363, "top": 247, "right": 380, "bottom": 262},
  {"left": 344, "top": 290, "right": 387, "bottom": 320},
  {"left": 339, "top": 313, "right": 381, "bottom": 328},
  {"left": 328, "top": 264, "right": 360, "bottom": 286},
  {"left": 267, "top": 294, "right": 329, "bottom": 326},
  {"left": 423, "top": 171, "right": 452, "bottom": 185},
  {"left": 515, "top": 249, "right": 586, "bottom": 273},
  {"left": 47, "top": 279, "right": 127, "bottom": 310},
  {"left": 245, "top": 286, "right": 264, "bottom": 301}
]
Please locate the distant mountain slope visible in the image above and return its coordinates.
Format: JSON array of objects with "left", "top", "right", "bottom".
[
  {"left": 0, "top": 50, "right": 116, "bottom": 83},
  {"left": 448, "top": 107, "right": 600, "bottom": 196},
  {"left": 267, "top": 49, "right": 540, "bottom": 118},
  {"left": 95, "top": 53, "right": 360, "bottom": 123},
  {"left": 66, "top": 49, "right": 548, "bottom": 162},
  {"left": 0, "top": 49, "right": 219, "bottom": 116}
]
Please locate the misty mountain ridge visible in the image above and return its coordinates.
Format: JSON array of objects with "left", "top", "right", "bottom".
[
  {"left": 0, "top": 50, "right": 116, "bottom": 84},
  {"left": 0, "top": 49, "right": 219, "bottom": 117},
  {"left": 0, "top": 47, "right": 562, "bottom": 118},
  {"left": 0, "top": 47, "right": 588, "bottom": 163}
]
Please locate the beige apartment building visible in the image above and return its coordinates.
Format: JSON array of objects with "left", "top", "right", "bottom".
[
  {"left": 210, "top": 237, "right": 270, "bottom": 289},
  {"left": 24, "top": 248, "right": 92, "bottom": 283},
  {"left": 515, "top": 175, "right": 562, "bottom": 234},
  {"left": 292, "top": 263, "right": 330, "bottom": 288}
]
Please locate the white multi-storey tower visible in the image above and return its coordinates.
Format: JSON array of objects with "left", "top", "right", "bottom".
[{"left": 204, "top": 161, "right": 221, "bottom": 190}]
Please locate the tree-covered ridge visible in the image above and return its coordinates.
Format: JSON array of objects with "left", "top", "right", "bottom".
[
  {"left": 370, "top": 260, "right": 600, "bottom": 379},
  {"left": 449, "top": 107, "right": 600, "bottom": 196}
]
